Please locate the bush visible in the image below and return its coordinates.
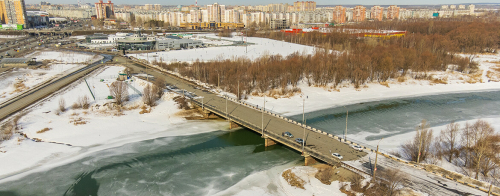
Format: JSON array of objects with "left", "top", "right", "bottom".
[{"left": 59, "top": 97, "right": 66, "bottom": 112}]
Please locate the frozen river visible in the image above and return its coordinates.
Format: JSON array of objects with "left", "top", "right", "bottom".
[{"left": 1, "top": 90, "right": 499, "bottom": 195}]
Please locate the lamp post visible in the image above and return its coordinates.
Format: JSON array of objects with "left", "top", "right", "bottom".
[
  {"left": 373, "top": 138, "right": 384, "bottom": 180},
  {"left": 343, "top": 106, "right": 348, "bottom": 141},
  {"left": 262, "top": 95, "right": 265, "bottom": 137},
  {"left": 302, "top": 98, "right": 306, "bottom": 155}
]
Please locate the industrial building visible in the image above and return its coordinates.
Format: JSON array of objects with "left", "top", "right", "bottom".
[
  {"left": 0, "top": 0, "right": 27, "bottom": 26},
  {"left": 156, "top": 36, "right": 203, "bottom": 50},
  {"left": 0, "top": 58, "right": 36, "bottom": 67}
]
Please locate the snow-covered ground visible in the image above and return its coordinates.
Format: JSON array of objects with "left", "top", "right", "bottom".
[
  {"left": 0, "top": 65, "right": 228, "bottom": 182},
  {"left": 134, "top": 34, "right": 315, "bottom": 64},
  {"left": 0, "top": 51, "right": 101, "bottom": 103},
  {"left": 0, "top": 35, "right": 26, "bottom": 39},
  {"left": 216, "top": 163, "right": 347, "bottom": 196}
]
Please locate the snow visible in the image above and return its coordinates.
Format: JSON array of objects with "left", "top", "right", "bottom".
[
  {"left": 134, "top": 34, "right": 315, "bottom": 64},
  {"left": 216, "top": 163, "right": 347, "bottom": 196},
  {"left": 0, "top": 35, "right": 26, "bottom": 39},
  {"left": 0, "top": 51, "right": 101, "bottom": 103},
  {"left": 0, "top": 65, "right": 228, "bottom": 182}
]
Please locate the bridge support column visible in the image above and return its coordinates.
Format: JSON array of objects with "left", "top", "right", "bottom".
[
  {"left": 229, "top": 121, "right": 240, "bottom": 129},
  {"left": 264, "top": 137, "right": 276, "bottom": 147},
  {"left": 304, "top": 153, "right": 317, "bottom": 166}
]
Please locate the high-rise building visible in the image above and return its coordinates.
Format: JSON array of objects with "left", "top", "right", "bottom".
[
  {"left": 0, "top": 0, "right": 27, "bottom": 26},
  {"left": 154, "top": 4, "right": 161, "bottom": 11},
  {"left": 386, "top": 5, "right": 399, "bottom": 20},
  {"left": 206, "top": 3, "right": 225, "bottom": 22},
  {"left": 352, "top": 5, "right": 365, "bottom": 22},
  {"left": 332, "top": 5, "right": 346, "bottom": 24},
  {"left": 293, "top": 1, "right": 315, "bottom": 12},
  {"left": 370, "top": 5, "right": 383, "bottom": 21},
  {"left": 95, "top": 0, "right": 114, "bottom": 19}
]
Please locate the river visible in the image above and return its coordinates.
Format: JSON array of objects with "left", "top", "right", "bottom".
[{"left": 1, "top": 90, "right": 499, "bottom": 195}]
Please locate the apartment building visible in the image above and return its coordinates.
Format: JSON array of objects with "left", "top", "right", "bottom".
[
  {"left": 370, "top": 6, "right": 383, "bottom": 21},
  {"left": 0, "top": 0, "right": 27, "bottom": 26}
]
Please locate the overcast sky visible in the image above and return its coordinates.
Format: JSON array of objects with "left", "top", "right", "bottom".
[{"left": 28, "top": 0, "right": 491, "bottom": 6}]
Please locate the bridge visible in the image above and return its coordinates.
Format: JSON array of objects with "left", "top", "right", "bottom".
[{"left": 115, "top": 55, "right": 495, "bottom": 196}]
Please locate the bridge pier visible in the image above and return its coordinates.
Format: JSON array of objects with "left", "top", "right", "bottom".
[
  {"left": 304, "top": 153, "right": 317, "bottom": 166},
  {"left": 264, "top": 137, "right": 277, "bottom": 147},
  {"left": 229, "top": 120, "right": 240, "bottom": 129}
]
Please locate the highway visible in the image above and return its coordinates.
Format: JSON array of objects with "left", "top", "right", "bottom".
[{"left": 0, "top": 54, "right": 113, "bottom": 121}]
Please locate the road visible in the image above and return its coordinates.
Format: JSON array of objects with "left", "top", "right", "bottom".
[{"left": 0, "top": 54, "right": 113, "bottom": 121}]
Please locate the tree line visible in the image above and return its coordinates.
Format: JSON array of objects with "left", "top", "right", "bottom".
[
  {"left": 399, "top": 119, "right": 500, "bottom": 181},
  {"left": 149, "top": 18, "right": 499, "bottom": 97}
]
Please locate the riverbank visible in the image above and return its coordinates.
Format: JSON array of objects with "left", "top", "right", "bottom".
[{"left": 0, "top": 65, "right": 229, "bottom": 182}]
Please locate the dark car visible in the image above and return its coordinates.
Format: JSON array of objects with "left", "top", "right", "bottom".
[
  {"left": 295, "top": 138, "right": 304, "bottom": 144},
  {"left": 282, "top": 132, "right": 293, "bottom": 138}
]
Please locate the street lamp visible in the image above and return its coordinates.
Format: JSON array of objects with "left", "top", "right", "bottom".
[
  {"left": 343, "top": 106, "right": 348, "bottom": 141},
  {"left": 262, "top": 95, "right": 265, "bottom": 137},
  {"left": 373, "top": 137, "right": 384, "bottom": 180},
  {"left": 302, "top": 97, "right": 307, "bottom": 154}
]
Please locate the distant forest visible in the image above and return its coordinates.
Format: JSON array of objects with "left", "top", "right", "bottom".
[{"left": 153, "top": 15, "right": 500, "bottom": 99}]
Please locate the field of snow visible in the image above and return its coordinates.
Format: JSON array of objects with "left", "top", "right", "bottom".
[
  {"left": 0, "top": 51, "right": 101, "bottom": 103},
  {"left": 216, "top": 163, "right": 347, "bottom": 196},
  {"left": 134, "top": 34, "right": 315, "bottom": 64},
  {"left": 0, "top": 35, "right": 26, "bottom": 39},
  {"left": 0, "top": 65, "right": 228, "bottom": 181}
]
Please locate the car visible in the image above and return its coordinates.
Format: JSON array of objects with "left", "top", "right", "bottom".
[
  {"left": 282, "top": 132, "right": 293, "bottom": 138},
  {"left": 352, "top": 145, "right": 363, "bottom": 151},
  {"left": 332, "top": 153, "right": 343, "bottom": 160},
  {"left": 295, "top": 138, "right": 304, "bottom": 144}
]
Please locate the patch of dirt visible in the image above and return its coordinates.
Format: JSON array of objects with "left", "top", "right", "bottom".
[
  {"left": 36, "top": 127, "right": 51, "bottom": 134},
  {"left": 282, "top": 169, "right": 305, "bottom": 189},
  {"left": 69, "top": 117, "right": 87, "bottom": 125}
]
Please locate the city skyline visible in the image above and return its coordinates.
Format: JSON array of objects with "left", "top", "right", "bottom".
[{"left": 25, "top": 0, "right": 496, "bottom": 6}]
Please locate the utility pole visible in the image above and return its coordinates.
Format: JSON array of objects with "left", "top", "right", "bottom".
[
  {"left": 344, "top": 106, "right": 348, "bottom": 141},
  {"left": 237, "top": 80, "right": 239, "bottom": 100},
  {"left": 373, "top": 138, "right": 384, "bottom": 180},
  {"left": 302, "top": 98, "right": 305, "bottom": 155},
  {"left": 262, "top": 95, "right": 265, "bottom": 137},
  {"left": 146, "top": 53, "right": 149, "bottom": 81},
  {"left": 246, "top": 28, "right": 248, "bottom": 54},
  {"left": 225, "top": 90, "right": 228, "bottom": 120}
]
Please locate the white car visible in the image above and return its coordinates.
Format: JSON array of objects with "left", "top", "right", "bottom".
[
  {"left": 332, "top": 153, "right": 343, "bottom": 160},
  {"left": 352, "top": 145, "right": 363, "bottom": 151}
]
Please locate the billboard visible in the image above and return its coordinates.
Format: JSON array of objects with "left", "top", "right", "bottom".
[
  {"left": 0, "top": 24, "right": 23, "bottom": 30},
  {"left": 432, "top": 13, "right": 439, "bottom": 17}
]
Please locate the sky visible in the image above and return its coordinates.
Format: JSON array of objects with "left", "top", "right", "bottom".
[{"left": 28, "top": 0, "right": 493, "bottom": 6}]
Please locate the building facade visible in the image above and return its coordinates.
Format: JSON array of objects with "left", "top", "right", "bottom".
[
  {"left": 352, "top": 5, "right": 366, "bottom": 22},
  {"left": 370, "top": 6, "right": 383, "bottom": 21},
  {"left": 0, "top": 0, "right": 27, "bottom": 26},
  {"left": 386, "top": 5, "right": 399, "bottom": 20},
  {"left": 332, "top": 5, "right": 346, "bottom": 24},
  {"left": 95, "top": 0, "right": 114, "bottom": 19}
]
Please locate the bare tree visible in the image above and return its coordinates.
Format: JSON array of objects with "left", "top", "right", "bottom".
[
  {"left": 469, "top": 120, "right": 496, "bottom": 179},
  {"left": 437, "top": 121, "right": 460, "bottom": 162},
  {"left": 153, "top": 77, "right": 165, "bottom": 98},
  {"left": 59, "top": 97, "right": 66, "bottom": 112},
  {"left": 365, "top": 169, "right": 407, "bottom": 196},
  {"left": 400, "top": 120, "right": 434, "bottom": 163},
  {"left": 142, "top": 84, "right": 158, "bottom": 106},
  {"left": 109, "top": 81, "right": 129, "bottom": 105}
]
